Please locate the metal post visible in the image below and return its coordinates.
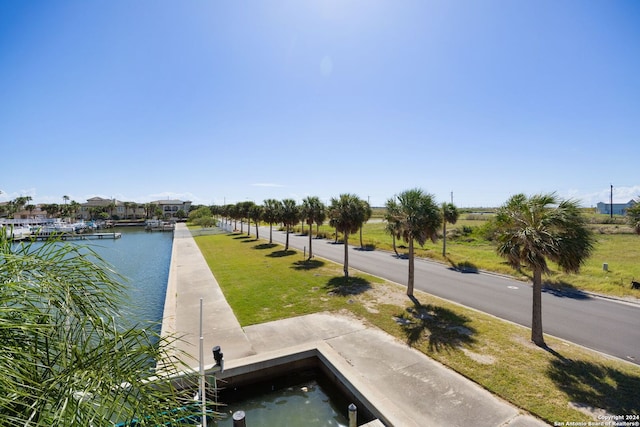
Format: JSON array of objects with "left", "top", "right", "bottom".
[
  {"left": 232, "top": 411, "right": 246, "bottom": 427},
  {"left": 199, "top": 298, "right": 207, "bottom": 427},
  {"left": 348, "top": 403, "right": 357, "bottom": 427},
  {"left": 610, "top": 184, "right": 614, "bottom": 218}
]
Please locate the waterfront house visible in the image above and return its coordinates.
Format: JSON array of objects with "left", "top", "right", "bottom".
[
  {"left": 596, "top": 199, "right": 636, "bottom": 216},
  {"left": 151, "top": 199, "right": 192, "bottom": 220}
]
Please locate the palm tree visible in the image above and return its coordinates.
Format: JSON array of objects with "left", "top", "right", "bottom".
[
  {"left": 124, "top": 202, "right": 132, "bottom": 220},
  {"left": 385, "top": 198, "right": 402, "bottom": 256},
  {"left": 262, "top": 199, "right": 282, "bottom": 244},
  {"left": 107, "top": 201, "right": 116, "bottom": 220},
  {"left": 329, "top": 194, "right": 367, "bottom": 278},
  {"left": 387, "top": 188, "right": 442, "bottom": 297},
  {"left": 237, "top": 201, "right": 254, "bottom": 236},
  {"left": 0, "top": 233, "right": 194, "bottom": 425},
  {"left": 441, "top": 202, "right": 459, "bottom": 257},
  {"left": 280, "top": 199, "right": 300, "bottom": 251},
  {"left": 315, "top": 203, "right": 327, "bottom": 237},
  {"left": 627, "top": 198, "right": 640, "bottom": 234},
  {"left": 493, "top": 193, "right": 594, "bottom": 347},
  {"left": 250, "top": 204, "right": 264, "bottom": 239},
  {"left": 359, "top": 200, "right": 372, "bottom": 249},
  {"left": 301, "top": 196, "right": 325, "bottom": 260},
  {"left": 25, "top": 204, "right": 36, "bottom": 218},
  {"left": 69, "top": 201, "right": 81, "bottom": 220}
]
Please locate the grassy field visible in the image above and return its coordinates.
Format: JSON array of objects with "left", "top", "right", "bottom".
[
  {"left": 285, "top": 215, "right": 640, "bottom": 298},
  {"left": 193, "top": 230, "right": 640, "bottom": 425}
]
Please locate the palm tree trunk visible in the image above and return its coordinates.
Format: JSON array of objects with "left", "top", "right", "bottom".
[
  {"left": 269, "top": 223, "right": 273, "bottom": 244},
  {"left": 308, "top": 222, "right": 313, "bottom": 260},
  {"left": 285, "top": 225, "right": 290, "bottom": 251},
  {"left": 531, "top": 268, "right": 545, "bottom": 346},
  {"left": 407, "top": 238, "right": 415, "bottom": 296},
  {"left": 343, "top": 232, "right": 349, "bottom": 277},
  {"left": 255, "top": 222, "right": 259, "bottom": 239},
  {"left": 442, "top": 222, "right": 447, "bottom": 257},
  {"left": 392, "top": 234, "right": 398, "bottom": 256},
  {"left": 359, "top": 227, "right": 363, "bottom": 248}
]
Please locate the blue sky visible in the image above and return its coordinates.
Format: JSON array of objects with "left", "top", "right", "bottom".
[{"left": 1, "top": 0, "right": 639, "bottom": 208}]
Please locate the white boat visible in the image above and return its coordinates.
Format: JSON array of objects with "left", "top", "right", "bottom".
[
  {"left": 32, "top": 219, "right": 76, "bottom": 236},
  {"left": 3, "top": 224, "right": 32, "bottom": 240}
]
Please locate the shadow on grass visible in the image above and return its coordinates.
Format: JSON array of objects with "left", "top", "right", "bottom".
[
  {"left": 395, "top": 295, "right": 476, "bottom": 351},
  {"left": 232, "top": 234, "right": 252, "bottom": 241},
  {"left": 291, "top": 259, "right": 325, "bottom": 270},
  {"left": 253, "top": 243, "right": 278, "bottom": 250},
  {"left": 266, "top": 250, "right": 297, "bottom": 258},
  {"left": 547, "top": 354, "right": 640, "bottom": 415},
  {"left": 324, "top": 276, "right": 371, "bottom": 296}
]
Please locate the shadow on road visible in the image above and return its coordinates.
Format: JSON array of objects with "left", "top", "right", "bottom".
[
  {"left": 542, "top": 282, "right": 591, "bottom": 300},
  {"left": 395, "top": 295, "right": 476, "bottom": 352},
  {"left": 447, "top": 259, "right": 480, "bottom": 274}
]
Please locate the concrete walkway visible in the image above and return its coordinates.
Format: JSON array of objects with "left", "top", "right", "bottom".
[{"left": 161, "top": 224, "right": 549, "bottom": 426}]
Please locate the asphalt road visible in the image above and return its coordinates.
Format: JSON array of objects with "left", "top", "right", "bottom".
[{"left": 225, "top": 222, "right": 640, "bottom": 365}]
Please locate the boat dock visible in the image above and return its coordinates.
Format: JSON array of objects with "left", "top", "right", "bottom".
[{"left": 30, "top": 232, "right": 122, "bottom": 241}]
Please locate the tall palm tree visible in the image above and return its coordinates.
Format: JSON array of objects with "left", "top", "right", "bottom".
[
  {"left": 250, "top": 204, "right": 264, "bottom": 239},
  {"left": 359, "top": 200, "right": 372, "bottom": 249},
  {"left": 69, "top": 201, "right": 81, "bottom": 220},
  {"left": 301, "top": 196, "right": 325, "bottom": 260},
  {"left": 237, "top": 201, "right": 254, "bottom": 236},
  {"left": 385, "top": 199, "right": 402, "bottom": 256},
  {"left": 441, "top": 202, "right": 459, "bottom": 257},
  {"left": 493, "top": 193, "right": 594, "bottom": 347},
  {"left": 329, "top": 194, "right": 367, "bottom": 278},
  {"left": 387, "top": 188, "right": 442, "bottom": 297},
  {"left": 280, "top": 199, "right": 300, "bottom": 251},
  {"left": 124, "top": 202, "right": 132, "bottom": 220},
  {"left": 262, "top": 199, "right": 282, "bottom": 244},
  {"left": 0, "top": 233, "right": 194, "bottom": 426},
  {"left": 627, "top": 198, "right": 640, "bottom": 234}
]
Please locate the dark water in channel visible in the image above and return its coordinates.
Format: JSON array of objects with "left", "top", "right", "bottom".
[{"left": 78, "top": 227, "right": 173, "bottom": 330}]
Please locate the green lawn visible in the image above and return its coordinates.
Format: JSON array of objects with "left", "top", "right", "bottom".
[{"left": 193, "top": 230, "right": 640, "bottom": 425}]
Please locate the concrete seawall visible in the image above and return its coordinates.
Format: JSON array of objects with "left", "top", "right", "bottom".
[{"left": 159, "top": 223, "right": 255, "bottom": 370}]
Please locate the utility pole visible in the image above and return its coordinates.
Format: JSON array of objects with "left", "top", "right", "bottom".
[{"left": 610, "top": 184, "right": 613, "bottom": 219}]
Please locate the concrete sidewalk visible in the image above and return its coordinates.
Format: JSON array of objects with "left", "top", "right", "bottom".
[{"left": 161, "top": 224, "right": 549, "bottom": 426}]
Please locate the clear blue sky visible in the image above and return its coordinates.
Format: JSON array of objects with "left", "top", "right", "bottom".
[{"left": 1, "top": 0, "right": 639, "bottom": 208}]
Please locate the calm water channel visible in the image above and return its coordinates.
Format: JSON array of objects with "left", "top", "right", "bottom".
[{"left": 66, "top": 227, "right": 173, "bottom": 330}]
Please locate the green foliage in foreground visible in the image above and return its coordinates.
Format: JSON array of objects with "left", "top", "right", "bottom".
[
  {"left": 193, "top": 231, "right": 640, "bottom": 424},
  {"left": 0, "top": 235, "right": 196, "bottom": 426}
]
